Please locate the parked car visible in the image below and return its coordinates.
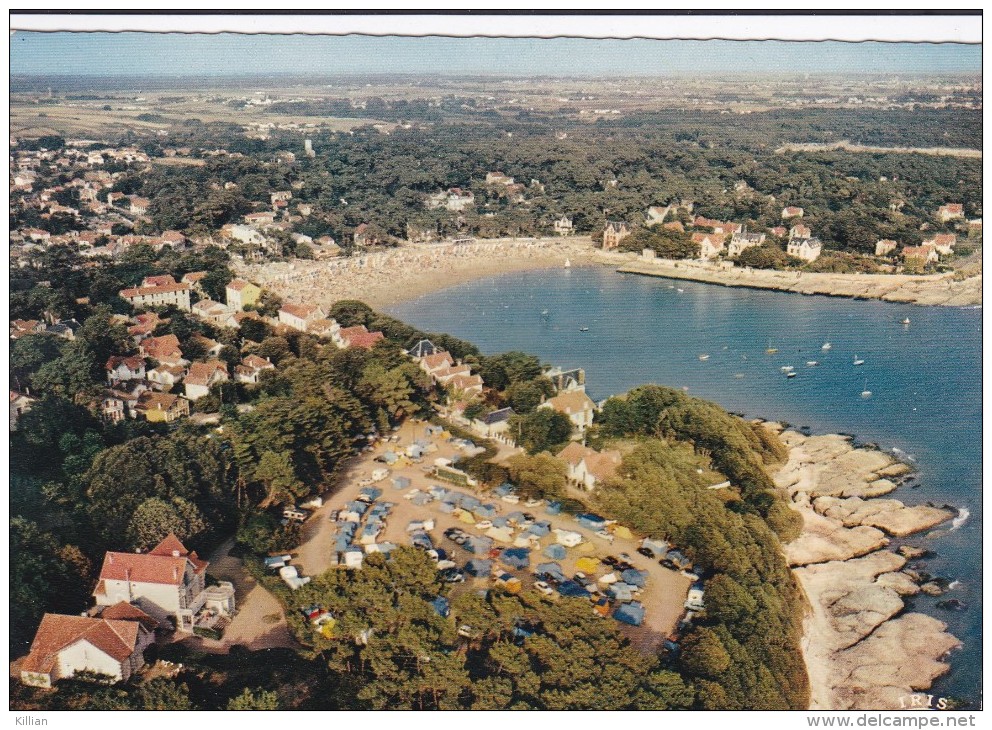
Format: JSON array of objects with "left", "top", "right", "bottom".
[
  {"left": 327, "top": 510, "right": 340, "bottom": 522},
  {"left": 404, "top": 488, "right": 421, "bottom": 500},
  {"left": 601, "top": 556, "right": 621, "bottom": 568},
  {"left": 524, "top": 498, "right": 544, "bottom": 508},
  {"left": 436, "top": 560, "right": 457, "bottom": 571},
  {"left": 636, "top": 547, "right": 655, "bottom": 559},
  {"left": 594, "top": 530, "right": 615, "bottom": 543},
  {"left": 457, "top": 624, "right": 476, "bottom": 638},
  {"left": 500, "top": 494, "right": 520, "bottom": 504},
  {"left": 533, "top": 581, "right": 555, "bottom": 596},
  {"left": 475, "top": 520, "right": 493, "bottom": 530}
]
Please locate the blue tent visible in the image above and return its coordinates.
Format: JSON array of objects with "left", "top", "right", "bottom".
[
  {"left": 380, "top": 451, "right": 399, "bottom": 464},
  {"left": 506, "top": 511, "right": 527, "bottom": 524},
  {"left": 608, "top": 582, "right": 634, "bottom": 601},
  {"left": 407, "top": 444, "right": 426, "bottom": 459},
  {"left": 412, "top": 493, "right": 433, "bottom": 506},
  {"left": 339, "top": 522, "right": 358, "bottom": 537},
  {"left": 431, "top": 596, "right": 450, "bottom": 618},
  {"left": 438, "top": 501, "right": 456, "bottom": 514},
  {"left": 557, "top": 580, "right": 590, "bottom": 598},
  {"left": 361, "top": 524, "right": 380, "bottom": 540},
  {"left": 543, "top": 544, "right": 567, "bottom": 560},
  {"left": 494, "top": 483, "right": 515, "bottom": 497},
  {"left": 501, "top": 547, "right": 531, "bottom": 569},
  {"left": 465, "top": 559, "right": 493, "bottom": 577},
  {"left": 465, "top": 535, "right": 494, "bottom": 555},
  {"left": 621, "top": 568, "right": 649, "bottom": 588},
  {"left": 360, "top": 487, "right": 383, "bottom": 500},
  {"left": 666, "top": 550, "right": 692, "bottom": 570},
  {"left": 491, "top": 516, "right": 510, "bottom": 528},
  {"left": 426, "top": 425, "right": 444, "bottom": 436},
  {"left": 576, "top": 513, "right": 607, "bottom": 530},
  {"left": 545, "top": 501, "right": 562, "bottom": 516},
  {"left": 461, "top": 496, "right": 482, "bottom": 511},
  {"left": 613, "top": 601, "right": 645, "bottom": 626},
  {"left": 535, "top": 562, "right": 567, "bottom": 583},
  {"left": 409, "top": 531, "right": 433, "bottom": 550},
  {"left": 375, "top": 542, "right": 397, "bottom": 555},
  {"left": 335, "top": 535, "right": 352, "bottom": 553},
  {"left": 391, "top": 476, "right": 411, "bottom": 490},
  {"left": 475, "top": 503, "right": 498, "bottom": 519},
  {"left": 527, "top": 521, "right": 552, "bottom": 538},
  {"left": 428, "top": 485, "right": 449, "bottom": 500},
  {"left": 345, "top": 501, "right": 369, "bottom": 514}
]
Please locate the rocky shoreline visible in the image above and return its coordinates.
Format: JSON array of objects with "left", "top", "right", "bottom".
[
  {"left": 767, "top": 425, "right": 961, "bottom": 711},
  {"left": 614, "top": 256, "right": 982, "bottom": 307}
]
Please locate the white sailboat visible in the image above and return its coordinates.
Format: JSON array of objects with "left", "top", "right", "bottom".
[
  {"left": 564, "top": 258, "right": 571, "bottom": 268},
  {"left": 853, "top": 355, "right": 865, "bottom": 366},
  {"left": 821, "top": 342, "right": 832, "bottom": 351},
  {"left": 698, "top": 354, "right": 710, "bottom": 361},
  {"left": 860, "top": 380, "right": 872, "bottom": 398}
]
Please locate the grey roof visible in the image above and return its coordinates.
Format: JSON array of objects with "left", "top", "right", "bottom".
[
  {"left": 408, "top": 339, "right": 437, "bottom": 358},
  {"left": 482, "top": 407, "right": 514, "bottom": 425}
]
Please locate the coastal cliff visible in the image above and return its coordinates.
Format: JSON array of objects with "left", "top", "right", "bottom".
[
  {"left": 615, "top": 257, "right": 982, "bottom": 307},
  {"left": 769, "top": 426, "right": 961, "bottom": 710}
]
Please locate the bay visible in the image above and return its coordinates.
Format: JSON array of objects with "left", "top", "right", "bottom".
[{"left": 386, "top": 265, "right": 982, "bottom": 707}]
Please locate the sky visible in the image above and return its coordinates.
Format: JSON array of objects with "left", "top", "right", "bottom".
[{"left": 9, "top": 32, "right": 982, "bottom": 77}]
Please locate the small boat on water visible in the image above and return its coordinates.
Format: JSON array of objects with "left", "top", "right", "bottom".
[
  {"left": 860, "top": 380, "right": 872, "bottom": 398},
  {"left": 698, "top": 354, "right": 710, "bottom": 361},
  {"left": 786, "top": 371, "right": 797, "bottom": 379},
  {"left": 821, "top": 342, "right": 832, "bottom": 351},
  {"left": 541, "top": 309, "right": 549, "bottom": 316},
  {"left": 806, "top": 360, "right": 819, "bottom": 367},
  {"left": 780, "top": 365, "right": 794, "bottom": 373},
  {"left": 564, "top": 258, "right": 571, "bottom": 268},
  {"left": 676, "top": 288, "right": 685, "bottom": 293},
  {"left": 734, "top": 373, "right": 746, "bottom": 379},
  {"left": 901, "top": 317, "right": 911, "bottom": 325},
  {"left": 579, "top": 327, "right": 589, "bottom": 332},
  {"left": 853, "top": 356, "right": 865, "bottom": 366}
]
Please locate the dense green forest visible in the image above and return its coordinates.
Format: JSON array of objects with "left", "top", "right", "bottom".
[{"left": 17, "top": 105, "right": 976, "bottom": 257}]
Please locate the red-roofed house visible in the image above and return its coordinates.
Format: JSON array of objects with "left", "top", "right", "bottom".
[
  {"left": 93, "top": 534, "right": 233, "bottom": 633},
  {"left": 875, "top": 239, "right": 898, "bottom": 257},
  {"left": 140, "top": 334, "right": 185, "bottom": 365},
  {"left": 184, "top": 360, "right": 229, "bottom": 400},
  {"left": 419, "top": 351, "right": 455, "bottom": 377},
  {"left": 106, "top": 355, "right": 147, "bottom": 384},
  {"left": 334, "top": 324, "right": 385, "bottom": 350},
  {"left": 902, "top": 244, "right": 939, "bottom": 267},
  {"left": 142, "top": 274, "right": 177, "bottom": 288},
  {"left": 234, "top": 354, "right": 275, "bottom": 385},
  {"left": 119, "top": 282, "right": 192, "bottom": 312},
  {"left": 937, "top": 204, "right": 964, "bottom": 223},
  {"left": 278, "top": 302, "right": 326, "bottom": 332},
  {"left": 691, "top": 232, "right": 726, "bottom": 260},
  {"left": 924, "top": 233, "right": 956, "bottom": 256},
  {"left": 19, "top": 613, "right": 154, "bottom": 687},
  {"left": 781, "top": 206, "right": 804, "bottom": 220},
  {"left": 557, "top": 442, "right": 623, "bottom": 491}
]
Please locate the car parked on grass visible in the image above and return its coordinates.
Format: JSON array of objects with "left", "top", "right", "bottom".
[
  {"left": 636, "top": 547, "right": 655, "bottom": 559},
  {"left": 441, "top": 568, "right": 465, "bottom": 583}
]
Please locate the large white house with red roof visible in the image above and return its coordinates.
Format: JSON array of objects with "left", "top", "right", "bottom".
[
  {"left": 92, "top": 534, "right": 233, "bottom": 633},
  {"left": 19, "top": 611, "right": 156, "bottom": 687}
]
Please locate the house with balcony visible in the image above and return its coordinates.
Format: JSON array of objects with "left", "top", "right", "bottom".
[
  {"left": 92, "top": 534, "right": 234, "bottom": 634},
  {"left": 556, "top": 442, "right": 623, "bottom": 491},
  {"left": 539, "top": 390, "right": 597, "bottom": 434}
]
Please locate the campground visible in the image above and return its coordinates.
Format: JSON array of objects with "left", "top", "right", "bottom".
[{"left": 293, "top": 419, "right": 693, "bottom": 652}]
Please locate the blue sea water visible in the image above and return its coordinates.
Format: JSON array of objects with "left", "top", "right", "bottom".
[{"left": 387, "top": 265, "right": 983, "bottom": 707}]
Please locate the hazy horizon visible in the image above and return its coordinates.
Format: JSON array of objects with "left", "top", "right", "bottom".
[{"left": 10, "top": 32, "right": 982, "bottom": 78}]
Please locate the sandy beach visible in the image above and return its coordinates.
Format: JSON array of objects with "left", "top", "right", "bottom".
[
  {"left": 235, "top": 236, "right": 598, "bottom": 310},
  {"left": 617, "top": 254, "right": 983, "bottom": 307},
  {"left": 769, "top": 425, "right": 961, "bottom": 710}
]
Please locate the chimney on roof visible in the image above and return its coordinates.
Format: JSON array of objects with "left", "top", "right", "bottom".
[{"left": 172, "top": 550, "right": 180, "bottom": 557}]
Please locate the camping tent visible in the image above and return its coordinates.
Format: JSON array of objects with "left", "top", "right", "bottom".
[
  {"left": 576, "top": 541, "right": 596, "bottom": 554},
  {"left": 411, "top": 493, "right": 433, "bottom": 506},
  {"left": 391, "top": 476, "right": 411, "bottom": 490},
  {"left": 513, "top": 535, "right": 536, "bottom": 548},
  {"left": 554, "top": 529, "right": 583, "bottom": 547},
  {"left": 409, "top": 531, "right": 433, "bottom": 550},
  {"left": 613, "top": 601, "right": 645, "bottom": 626},
  {"left": 494, "top": 483, "right": 515, "bottom": 497},
  {"left": 457, "top": 509, "right": 477, "bottom": 525},
  {"left": 576, "top": 556, "right": 601, "bottom": 573},
  {"left": 475, "top": 503, "right": 498, "bottom": 519},
  {"left": 438, "top": 502, "right": 456, "bottom": 514},
  {"left": 612, "top": 525, "right": 634, "bottom": 540},
  {"left": 501, "top": 547, "right": 531, "bottom": 569},
  {"left": 486, "top": 526, "right": 515, "bottom": 544},
  {"left": 576, "top": 513, "right": 607, "bottom": 530},
  {"left": 345, "top": 501, "right": 369, "bottom": 514},
  {"left": 428, "top": 485, "right": 449, "bottom": 500},
  {"left": 465, "top": 559, "right": 493, "bottom": 577},
  {"left": 465, "top": 535, "right": 494, "bottom": 555},
  {"left": 526, "top": 521, "right": 551, "bottom": 538},
  {"left": 621, "top": 568, "right": 649, "bottom": 588},
  {"left": 543, "top": 544, "right": 567, "bottom": 560},
  {"left": 380, "top": 451, "right": 399, "bottom": 464},
  {"left": 641, "top": 537, "right": 670, "bottom": 558},
  {"left": 598, "top": 571, "right": 619, "bottom": 585},
  {"left": 461, "top": 496, "right": 482, "bottom": 512},
  {"left": 545, "top": 501, "right": 562, "bottom": 516},
  {"left": 431, "top": 596, "right": 450, "bottom": 617},
  {"left": 360, "top": 487, "right": 383, "bottom": 500},
  {"left": 557, "top": 580, "right": 590, "bottom": 598},
  {"left": 608, "top": 582, "right": 634, "bottom": 601},
  {"left": 491, "top": 516, "right": 510, "bottom": 528},
  {"left": 506, "top": 511, "right": 527, "bottom": 524},
  {"left": 535, "top": 562, "right": 567, "bottom": 584}
]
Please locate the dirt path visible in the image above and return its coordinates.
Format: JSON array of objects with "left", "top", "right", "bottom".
[{"left": 191, "top": 538, "right": 297, "bottom": 653}]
